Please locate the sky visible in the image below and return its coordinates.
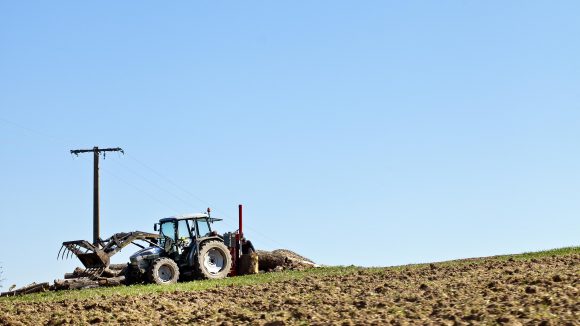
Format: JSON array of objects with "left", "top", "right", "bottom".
[{"left": 1, "top": 1, "right": 579, "bottom": 287}]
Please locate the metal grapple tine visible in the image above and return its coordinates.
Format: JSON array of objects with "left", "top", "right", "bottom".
[
  {"left": 57, "top": 245, "right": 64, "bottom": 259},
  {"left": 82, "top": 267, "right": 104, "bottom": 279},
  {"left": 61, "top": 246, "right": 69, "bottom": 260},
  {"left": 64, "top": 244, "right": 77, "bottom": 259},
  {"left": 68, "top": 246, "right": 77, "bottom": 259},
  {"left": 63, "top": 244, "right": 77, "bottom": 259}
]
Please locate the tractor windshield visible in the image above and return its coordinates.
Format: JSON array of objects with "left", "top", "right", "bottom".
[{"left": 159, "top": 221, "right": 176, "bottom": 247}]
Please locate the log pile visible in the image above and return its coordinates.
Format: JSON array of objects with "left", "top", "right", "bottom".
[
  {"left": 0, "top": 282, "right": 50, "bottom": 297},
  {"left": 257, "top": 249, "right": 318, "bottom": 272},
  {"left": 53, "top": 264, "right": 126, "bottom": 291}
]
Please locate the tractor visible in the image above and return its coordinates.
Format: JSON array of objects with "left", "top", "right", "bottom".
[
  {"left": 126, "top": 212, "right": 234, "bottom": 284},
  {"left": 60, "top": 205, "right": 255, "bottom": 285}
]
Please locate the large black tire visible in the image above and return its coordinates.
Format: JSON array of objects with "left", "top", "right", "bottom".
[
  {"left": 147, "top": 257, "right": 180, "bottom": 284},
  {"left": 194, "top": 240, "right": 232, "bottom": 279},
  {"left": 123, "top": 264, "right": 142, "bottom": 285}
]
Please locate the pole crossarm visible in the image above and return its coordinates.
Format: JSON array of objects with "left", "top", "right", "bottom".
[{"left": 71, "top": 147, "right": 124, "bottom": 156}]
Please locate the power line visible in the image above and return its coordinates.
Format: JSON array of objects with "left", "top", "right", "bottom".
[
  {"left": 125, "top": 153, "right": 214, "bottom": 208},
  {"left": 101, "top": 167, "right": 181, "bottom": 213},
  {"left": 2, "top": 116, "right": 290, "bottom": 249},
  {"left": 110, "top": 158, "right": 198, "bottom": 210},
  {"left": 0, "top": 117, "right": 71, "bottom": 148},
  {"left": 106, "top": 158, "right": 239, "bottom": 231},
  {"left": 125, "top": 152, "right": 291, "bottom": 249}
]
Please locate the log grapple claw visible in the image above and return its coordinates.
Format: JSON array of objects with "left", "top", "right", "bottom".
[{"left": 58, "top": 231, "right": 160, "bottom": 269}]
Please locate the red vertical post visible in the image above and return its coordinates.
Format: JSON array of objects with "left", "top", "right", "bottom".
[
  {"left": 232, "top": 204, "right": 244, "bottom": 275},
  {"left": 238, "top": 204, "right": 243, "bottom": 238}
]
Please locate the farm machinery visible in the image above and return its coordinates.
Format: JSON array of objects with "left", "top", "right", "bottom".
[{"left": 59, "top": 205, "right": 256, "bottom": 285}]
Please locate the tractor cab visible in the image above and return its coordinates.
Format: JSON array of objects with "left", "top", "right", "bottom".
[{"left": 154, "top": 213, "right": 222, "bottom": 256}]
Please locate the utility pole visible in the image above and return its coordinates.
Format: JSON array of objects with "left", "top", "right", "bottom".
[{"left": 71, "top": 146, "right": 124, "bottom": 246}]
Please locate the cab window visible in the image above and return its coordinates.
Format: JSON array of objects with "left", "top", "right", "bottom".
[
  {"left": 196, "top": 219, "right": 211, "bottom": 237},
  {"left": 178, "top": 220, "right": 191, "bottom": 239}
]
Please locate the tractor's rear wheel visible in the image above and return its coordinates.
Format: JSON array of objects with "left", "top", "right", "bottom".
[
  {"left": 194, "top": 240, "right": 232, "bottom": 279},
  {"left": 147, "top": 257, "right": 180, "bottom": 284}
]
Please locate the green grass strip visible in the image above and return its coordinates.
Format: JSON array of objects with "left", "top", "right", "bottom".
[{"left": 2, "top": 246, "right": 578, "bottom": 304}]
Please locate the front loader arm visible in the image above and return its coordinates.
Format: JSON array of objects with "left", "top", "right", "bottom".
[{"left": 59, "top": 231, "right": 160, "bottom": 269}]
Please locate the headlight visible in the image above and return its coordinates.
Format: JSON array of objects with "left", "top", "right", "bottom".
[
  {"left": 137, "top": 259, "right": 149, "bottom": 270},
  {"left": 130, "top": 255, "right": 143, "bottom": 264}
]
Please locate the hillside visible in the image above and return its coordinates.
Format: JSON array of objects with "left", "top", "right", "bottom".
[{"left": 1, "top": 247, "right": 578, "bottom": 325}]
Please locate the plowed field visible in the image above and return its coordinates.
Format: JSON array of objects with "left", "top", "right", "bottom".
[{"left": 1, "top": 248, "right": 578, "bottom": 325}]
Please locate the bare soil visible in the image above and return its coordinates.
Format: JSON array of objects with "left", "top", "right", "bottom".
[{"left": 1, "top": 252, "right": 578, "bottom": 325}]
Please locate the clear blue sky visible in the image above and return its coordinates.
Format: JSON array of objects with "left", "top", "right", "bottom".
[{"left": 1, "top": 1, "right": 579, "bottom": 287}]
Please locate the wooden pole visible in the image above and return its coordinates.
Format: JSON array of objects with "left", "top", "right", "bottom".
[
  {"left": 93, "top": 146, "right": 99, "bottom": 245},
  {"left": 70, "top": 146, "right": 124, "bottom": 247}
]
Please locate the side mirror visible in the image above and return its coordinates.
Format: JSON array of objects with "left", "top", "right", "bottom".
[{"left": 154, "top": 223, "right": 158, "bottom": 231}]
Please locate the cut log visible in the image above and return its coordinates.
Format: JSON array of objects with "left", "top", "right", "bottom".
[
  {"left": 64, "top": 273, "right": 77, "bottom": 280},
  {"left": 256, "top": 249, "right": 317, "bottom": 272},
  {"left": 0, "top": 282, "right": 50, "bottom": 297},
  {"left": 256, "top": 250, "right": 286, "bottom": 271},
  {"left": 101, "top": 268, "right": 123, "bottom": 278},
  {"left": 65, "top": 267, "right": 92, "bottom": 278},
  {"left": 239, "top": 253, "right": 259, "bottom": 275},
  {"left": 63, "top": 266, "right": 123, "bottom": 279},
  {"left": 54, "top": 278, "right": 99, "bottom": 291},
  {"left": 272, "top": 249, "right": 316, "bottom": 265},
  {"left": 98, "top": 276, "right": 125, "bottom": 287},
  {"left": 108, "top": 264, "right": 127, "bottom": 271},
  {"left": 22, "top": 282, "right": 50, "bottom": 295}
]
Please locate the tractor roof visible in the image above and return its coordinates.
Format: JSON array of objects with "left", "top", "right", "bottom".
[{"left": 159, "top": 213, "right": 223, "bottom": 223}]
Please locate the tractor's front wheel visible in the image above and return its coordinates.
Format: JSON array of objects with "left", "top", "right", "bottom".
[
  {"left": 123, "top": 264, "right": 142, "bottom": 285},
  {"left": 194, "top": 240, "right": 232, "bottom": 279},
  {"left": 147, "top": 257, "right": 180, "bottom": 284}
]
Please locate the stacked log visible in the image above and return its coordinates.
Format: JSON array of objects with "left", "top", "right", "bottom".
[
  {"left": 53, "top": 278, "right": 99, "bottom": 291},
  {"left": 54, "top": 264, "right": 127, "bottom": 291},
  {"left": 98, "top": 276, "right": 125, "bottom": 287},
  {"left": 256, "top": 249, "right": 318, "bottom": 272},
  {"left": 0, "top": 282, "right": 50, "bottom": 297},
  {"left": 256, "top": 250, "right": 286, "bottom": 271}
]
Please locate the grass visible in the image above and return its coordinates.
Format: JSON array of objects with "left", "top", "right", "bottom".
[
  {"left": 2, "top": 246, "right": 578, "bottom": 304},
  {"left": 374, "top": 246, "right": 580, "bottom": 271},
  {"left": 496, "top": 246, "right": 580, "bottom": 260},
  {"left": 1, "top": 266, "right": 366, "bottom": 304}
]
